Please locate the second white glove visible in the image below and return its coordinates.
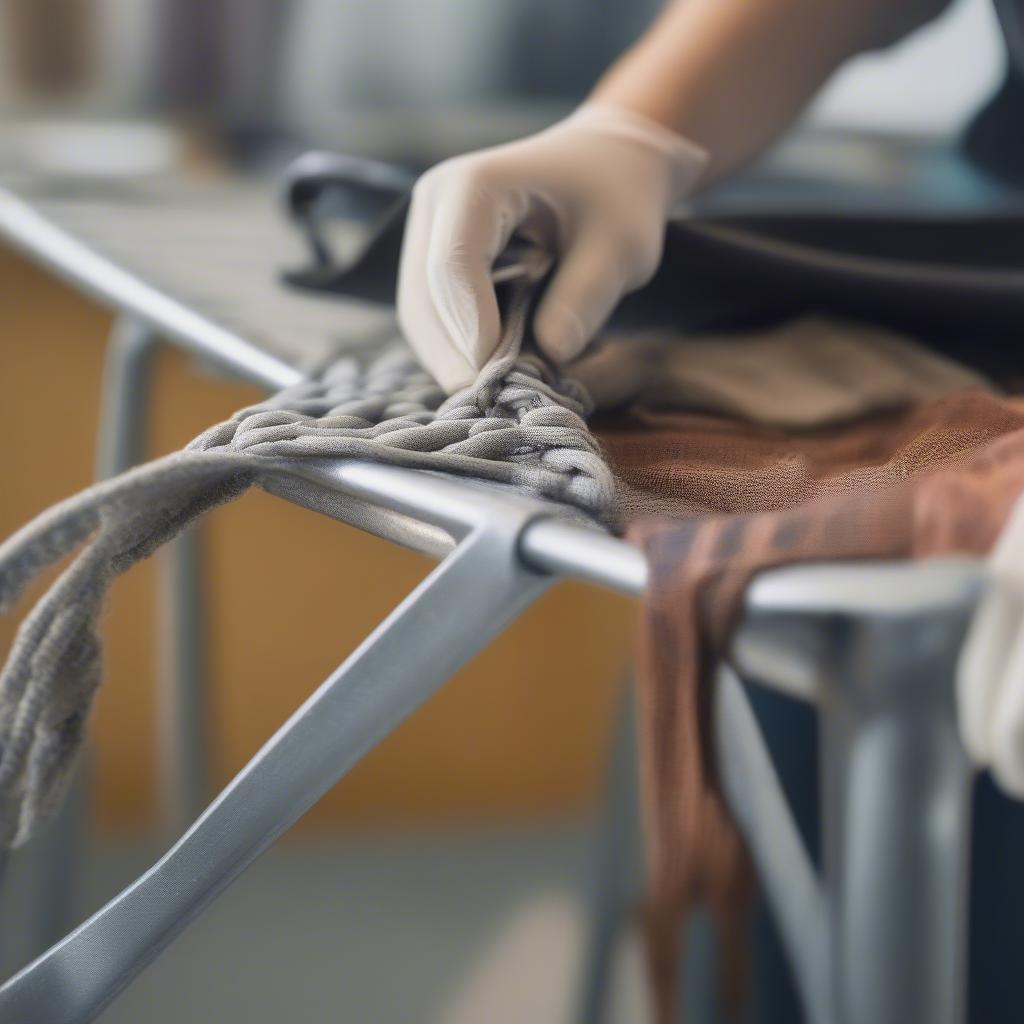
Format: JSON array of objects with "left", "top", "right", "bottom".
[{"left": 397, "top": 103, "right": 708, "bottom": 392}]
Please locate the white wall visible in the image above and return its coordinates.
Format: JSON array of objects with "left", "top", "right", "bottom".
[{"left": 809, "top": 0, "right": 1004, "bottom": 135}]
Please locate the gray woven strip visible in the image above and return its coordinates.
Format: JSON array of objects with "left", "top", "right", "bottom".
[
  {"left": 0, "top": 285, "right": 616, "bottom": 849},
  {"left": 189, "top": 344, "right": 615, "bottom": 513}
]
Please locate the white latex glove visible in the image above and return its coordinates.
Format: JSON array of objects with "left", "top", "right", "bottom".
[
  {"left": 397, "top": 103, "right": 708, "bottom": 392},
  {"left": 958, "top": 494, "right": 1024, "bottom": 797}
]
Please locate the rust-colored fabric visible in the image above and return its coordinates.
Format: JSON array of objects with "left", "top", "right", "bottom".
[{"left": 593, "top": 389, "right": 1024, "bottom": 1022}]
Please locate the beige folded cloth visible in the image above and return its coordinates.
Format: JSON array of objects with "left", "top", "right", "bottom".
[{"left": 572, "top": 316, "right": 990, "bottom": 428}]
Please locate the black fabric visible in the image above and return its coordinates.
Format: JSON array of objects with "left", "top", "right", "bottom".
[
  {"left": 968, "top": 773, "right": 1024, "bottom": 1024},
  {"left": 994, "top": 0, "right": 1024, "bottom": 80},
  {"left": 963, "top": 69, "right": 1024, "bottom": 190},
  {"left": 962, "top": 2, "right": 1024, "bottom": 187},
  {"left": 284, "top": 183, "right": 1024, "bottom": 380}
]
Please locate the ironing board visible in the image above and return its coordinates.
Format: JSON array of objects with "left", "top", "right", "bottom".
[{"left": 0, "top": 163, "right": 985, "bottom": 1024}]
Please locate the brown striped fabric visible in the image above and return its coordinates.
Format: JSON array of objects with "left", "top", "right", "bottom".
[{"left": 594, "top": 389, "right": 1024, "bottom": 1022}]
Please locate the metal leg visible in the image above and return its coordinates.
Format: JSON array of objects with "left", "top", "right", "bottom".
[
  {"left": 95, "top": 316, "right": 157, "bottom": 481},
  {"left": 157, "top": 527, "right": 208, "bottom": 832},
  {"left": 822, "top": 615, "right": 974, "bottom": 1024},
  {"left": 1, "top": 317, "right": 160, "bottom": 964},
  {"left": 0, "top": 501, "right": 550, "bottom": 1024},
  {"left": 714, "top": 668, "right": 831, "bottom": 1024},
  {"left": 98, "top": 313, "right": 209, "bottom": 835},
  {"left": 574, "top": 687, "right": 645, "bottom": 1024},
  {"left": 728, "top": 559, "right": 983, "bottom": 1024}
]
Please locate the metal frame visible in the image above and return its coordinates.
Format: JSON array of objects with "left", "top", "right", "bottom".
[
  {"left": 724, "top": 560, "right": 980, "bottom": 1024},
  {"left": 97, "top": 316, "right": 209, "bottom": 832},
  {"left": 0, "top": 186, "right": 988, "bottom": 1023}
]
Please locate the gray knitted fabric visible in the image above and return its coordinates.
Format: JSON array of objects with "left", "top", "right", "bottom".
[
  {"left": 190, "top": 344, "right": 613, "bottom": 509},
  {"left": 0, "top": 325, "right": 614, "bottom": 849}
]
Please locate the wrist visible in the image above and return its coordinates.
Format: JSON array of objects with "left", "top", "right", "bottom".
[{"left": 567, "top": 101, "right": 709, "bottom": 201}]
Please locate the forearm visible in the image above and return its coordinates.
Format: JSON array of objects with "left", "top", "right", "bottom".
[{"left": 591, "top": 0, "right": 950, "bottom": 186}]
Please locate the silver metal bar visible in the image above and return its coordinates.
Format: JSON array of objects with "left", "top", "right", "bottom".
[
  {"left": 0, "top": 475, "right": 552, "bottom": 1024},
  {"left": 94, "top": 315, "right": 210, "bottom": 834},
  {"left": 6, "top": 317, "right": 162, "bottom": 959},
  {"left": 0, "top": 189, "right": 301, "bottom": 392},
  {"left": 3, "top": 316, "right": 163, "bottom": 972},
  {"left": 274, "top": 463, "right": 996, "bottom": 620},
  {"left": 742, "top": 558, "right": 984, "bottom": 618},
  {"left": 714, "top": 667, "right": 832, "bottom": 1024},
  {"left": 94, "top": 317, "right": 158, "bottom": 479},
  {"left": 517, "top": 518, "right": 647, "bottom": 596},
  {"left": 730, "top": 559, "right": 982, "bottom": 1024},
  {"left": 574, "top": 688, "right": 645, "bottom": 1024},
  {"left": 272, "top": 459, "right": 651, "bottom": 594},
  {"left": 157, "top": 528, "right": 208, "bottom": 832},
  {"left": 821, "top": 601, "right": 977, "bottom": 1024}
]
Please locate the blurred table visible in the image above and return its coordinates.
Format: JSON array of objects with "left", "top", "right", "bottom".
[{"left": 0, "top": 130, "right": 393, "bottom": 380}]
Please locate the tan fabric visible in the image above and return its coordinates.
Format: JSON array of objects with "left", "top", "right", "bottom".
[
  {"left": 574, "top": 316, "right": 989, "bottom": 428},
  {"left": 594, "top": 389, "right": 1024, "bottom": 1023}
]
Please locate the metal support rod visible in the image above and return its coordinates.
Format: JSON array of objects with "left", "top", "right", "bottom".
[
  {"left": 96, "top": 314, "right": 210, "bottom": 833},
  {"left": 95, "top": 316, "right": 157, "bottom": 479},
  {"left": 822, "top": 613, "right": 975, "bottom": 1024},
  {"left": 518, "top": 519, "right": 648, "bottom": 597},
  {"left": 270, "top": 460, "right": 649, "bottom": 598},
  {"left": 4, "top": 317, "right": 162, "bottom": 962},
  {"left": 0, "top": 496, "right": 550, "bottom": 1024},
  {"left": 573, "top": 688, "right": 645, "bottom": 1024},
  {"left": 157, "top": 528, "right": 208, "bottom": 832},
  {"left": 723, "top": 559, "right": 983, "bottom": 1024},
  {"left": 714, "top": 668, "right": 832, "bottom": 1024}
]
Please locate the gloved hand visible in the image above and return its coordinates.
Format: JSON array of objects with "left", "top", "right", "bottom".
[
  {"left": 397, "top": 103, "right": 708, "bottom": 392},
  {"left": 958, "top": 495, "right": 1024, "bottom": 796}
]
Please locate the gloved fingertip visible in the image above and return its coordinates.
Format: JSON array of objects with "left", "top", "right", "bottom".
[
  {"left": 438, "top": 371, "right": 476, "bottom": 395},
  {"left": 535, "top": 301, "right": 588, "bottom": 364},
  {"left": 433, "top": 329, "right": 487, "bottom": 394}
]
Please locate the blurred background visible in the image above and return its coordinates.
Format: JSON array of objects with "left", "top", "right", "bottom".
[
  {"left": 0, "top": 0, "right": 1011, "bottom": 175},
  {"left": 0, "top": 0, "right": 1016, "bottom": 1020}
]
